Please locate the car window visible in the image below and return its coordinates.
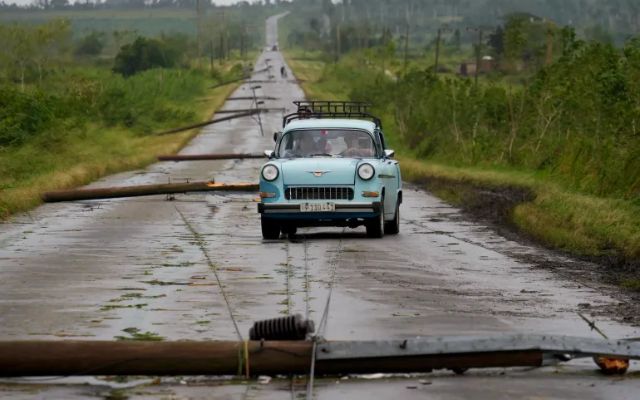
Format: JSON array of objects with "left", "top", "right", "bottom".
[{"left": 278, "top": 129, "right": 377, "bottom": 158}]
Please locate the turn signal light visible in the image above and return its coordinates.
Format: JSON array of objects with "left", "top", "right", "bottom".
[
  {"left": 260, "top": 192, "right": 276, "bottom": 198},
  {"left": 362, "top": 191, "right": 380, "bottom": 198}
]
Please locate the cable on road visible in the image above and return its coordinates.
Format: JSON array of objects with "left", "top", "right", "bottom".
[
  {"left": 303, "top": 235, "right": 311, "bottom": 321},
  {"left": 175, "top": 205, "right": 243, "bottom": 341},
  {"left": 306, "top": 229, "right": 346, "bottom": 400},
  {"left": 174, "top": 206, "right": 251, "bottom": 377}
]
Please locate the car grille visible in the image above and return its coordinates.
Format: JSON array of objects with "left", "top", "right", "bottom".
[{"left": 285, "top": 186, "right": 354, "bottom": 200}]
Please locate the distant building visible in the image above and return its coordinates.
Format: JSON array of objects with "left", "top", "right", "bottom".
[{"left": 458, "top": 56, "right": 496, "bottom": 77}]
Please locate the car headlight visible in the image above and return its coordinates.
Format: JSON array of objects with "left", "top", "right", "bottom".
[
  {"left": 357, "top": 163, "right": 375, "bottom": 180},
  {"left": 262, "top": 164, "right": 279, "bottom": 181}
]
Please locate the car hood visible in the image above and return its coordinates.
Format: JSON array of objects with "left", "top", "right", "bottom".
[{"left": 279, "top": 158, "right": 360, "bottom": 185}]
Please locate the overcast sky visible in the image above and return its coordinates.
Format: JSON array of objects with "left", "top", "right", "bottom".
[{"left": 6, "top": 0, "right": 245, "bottom": 6}]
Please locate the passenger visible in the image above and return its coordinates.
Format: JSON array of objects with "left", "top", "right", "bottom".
[{"left": 295, "top": 134, "right": 319, "bottom": 156}]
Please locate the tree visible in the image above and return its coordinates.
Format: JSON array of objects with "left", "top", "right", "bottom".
[
  {"left": 113, "top": 36, "right": 183, "bottom": 76},
  {"left": 50, "top": 0, "right": 67, "bottom": 9},
  {"left": 74, "top": 32, "right": 105, "bottom": 57}
]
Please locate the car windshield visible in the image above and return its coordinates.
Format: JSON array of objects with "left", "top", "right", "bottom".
[{"left": 277, "top": 129, "right": 376, "bottom": 158}]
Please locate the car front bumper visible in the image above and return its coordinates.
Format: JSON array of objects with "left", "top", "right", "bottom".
[{"left": 258, "top": 201, "right": 382, "bottom": 217}]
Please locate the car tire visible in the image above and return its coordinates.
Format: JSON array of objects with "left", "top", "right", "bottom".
[
  {"left": 261, "top": 216, "right": 280, "bottom": 240},
  {"left": 384, "top": 203, "right": 400, "bottom": 235},
  {"left": 282, "top": 225, "right": 297, "bottom": 236},
  {"left": 366, "top": 201, "right": 385, "bottom": 238}
]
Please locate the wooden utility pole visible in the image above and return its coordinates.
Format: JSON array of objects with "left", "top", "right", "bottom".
[
  {"left": 42, "top": 182, "right": 259, "bottom": 203},
  {"left": 240, "top": 22, "right": 246, "bottom": 58},
  {"left": 475, "top": 30, "right": 483, "bottom": 85},
  {"left": 403, "top": 22, "right": 410, "bottom": 74},
  {"left": 196, "top": 0, "right": 202, "bottom": 67},
  {"left": 209, "top": 40, "right": 214, "bottom": 71},
  {"left": 158, "top": 153, "right": 264, "bottom": 162},
  {"left": 335, "top": 23, "right": 342, "bottom": 62},
  {"left": 434, "top": 28, "right": 442, "bottom": 73},
  {"left": 434, "top": 25, "right": 452, "bottom": 73}
]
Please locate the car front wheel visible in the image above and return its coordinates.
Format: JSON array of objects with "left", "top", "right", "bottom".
[
  {"left": 366, "top": 201, "right": 385, "bottom": 238},
  {"left": 384, "top": 203, "right": 400, "bottom": 235},
  {"left": 261, "top": 216, "right": 280, "bottom": 240}
]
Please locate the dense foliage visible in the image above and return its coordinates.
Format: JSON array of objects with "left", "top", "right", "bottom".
[
  {"left": 0, "top": 19, "right": 252, "bottom": 148},
  {"left": 0, "top": 68, "right": 210, "bottom": 147},
  {"left": 113, "top": 36, "right": 187, "bottom": 76},
  {"left": 336, "top": 37, "right": 640, "bottom": 199}
]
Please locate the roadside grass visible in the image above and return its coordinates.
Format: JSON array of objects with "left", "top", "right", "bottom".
[
  {"left": 0, "top": 73, "right": 238, "bottom": 218},
  {"left": 286, "top": 53, "right": 640, "bottom": 281}
]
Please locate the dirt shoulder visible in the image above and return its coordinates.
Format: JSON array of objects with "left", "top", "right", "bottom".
[{"left": 410, "top": 172, "right": 640, "bottom": 326}]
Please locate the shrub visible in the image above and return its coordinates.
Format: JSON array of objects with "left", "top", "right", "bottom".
[{"left": 113, "top": 36, "right": 185, "bottom": 77}]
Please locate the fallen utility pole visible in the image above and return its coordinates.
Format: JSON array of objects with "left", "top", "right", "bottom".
[
  {"left": 42, "top": 181, "right": 259, "bottom": 203},
  {"left": 213, "top": 108, "right": 283, "bottom": 114},
  {"left": 151, "top": 110, "right": 259, "bottom": 136},
  {"left": 158, "top": 153, "right": 264, "bottom": 162},
  {"left": 227, "top": 96, "right": 278, "bottom": 101},
  {"left": 254, "top": 66, "right": 272, "bottom": 74},
  {"left": 0, "top": 341, "right": 310, "bottom": 377},
  {"left": 0, "top": 341, "right": 541, "bottom": 377},
  {"left": 209, "top": 76, "right": 250, "bottom": 89},
  {"left": 1, "top": 335, "right": 638, "bottom": 377}
]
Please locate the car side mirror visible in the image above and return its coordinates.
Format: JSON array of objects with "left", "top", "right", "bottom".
[
  {"left": 384, "top": 149, "right": 395, "bottom": 158},
  {"left": 264, "top": 150, "right": 274, "bottom": 158},
  {"left": 273, "top": 131, "right": 281, "bottom": 142}
]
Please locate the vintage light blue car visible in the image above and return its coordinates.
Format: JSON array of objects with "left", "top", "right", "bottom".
[{"left": 258, "top": 101, "right": 402, "bottom": 239}]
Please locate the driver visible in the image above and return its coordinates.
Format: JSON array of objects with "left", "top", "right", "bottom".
[{"left": 342, "top": 133, "right": 374, "bottom": 157}]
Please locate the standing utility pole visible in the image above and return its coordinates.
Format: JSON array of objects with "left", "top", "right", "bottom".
[
  {"left": 403, "top": 22, "right": 410, "bottom": 74},
  {"left": 335, "top": 23, "right": 342, "bottom": 63},
  {"left": 475, "top": 30, "right": 483, "bottom": 85},
  {"left": 209, "top": 40, "right": 214, "bottom": 71},
  {"left": 195, "top": 0, "right": 202, "bottom": 66},
  {"left": 467, "top": 27, "right": 485, "bottom": 85},
  {"left": 434, "top": 28, "right": 442, "bottom": 73},
  {"left": 433, "top": 26, "right": 452, "bottom": 74}
]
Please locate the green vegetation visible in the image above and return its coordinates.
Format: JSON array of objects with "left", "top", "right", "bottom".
[
  {"left": 113, "top": 35, "right": 189, "bottom": 76},
  {"left": 0, "top": 19, "right": 248, "bottom": 218},
  {"left": 282, "top": 9, "right": 640, "bottom": 272}
]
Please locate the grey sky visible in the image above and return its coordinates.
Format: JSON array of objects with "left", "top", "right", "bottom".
[{"left": 5, "top": 0, "right": 246, "bottom": 6}]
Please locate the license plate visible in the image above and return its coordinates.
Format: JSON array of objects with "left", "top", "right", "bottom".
[{"left": 300, "top": 202, "right": 335, "bottom": 212}]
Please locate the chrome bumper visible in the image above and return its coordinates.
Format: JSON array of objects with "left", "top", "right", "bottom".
[{"left": 258, "top": 202, "right": 382, "bottom": 214}]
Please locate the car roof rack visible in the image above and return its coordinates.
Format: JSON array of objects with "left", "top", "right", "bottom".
[{"left": 283, "top": 100, "right": 382, "bottom": 128}]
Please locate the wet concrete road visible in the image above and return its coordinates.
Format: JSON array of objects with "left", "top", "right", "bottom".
[{"left": 1, "top": 14, "right": 640, "bottom": 400}]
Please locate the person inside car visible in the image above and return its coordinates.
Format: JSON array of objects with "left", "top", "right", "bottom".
[{"left": 341, "top": 133, "right": 375, "bottom": 158}]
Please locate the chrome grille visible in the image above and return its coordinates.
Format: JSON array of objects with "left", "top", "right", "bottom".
[{"left": 285, "top": 186, "right": 354, "bottom": 200}]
